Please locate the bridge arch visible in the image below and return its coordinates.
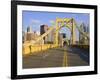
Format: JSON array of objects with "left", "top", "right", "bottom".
[{"left": 55, "top": 18, "right": 76, "bottom": 46}]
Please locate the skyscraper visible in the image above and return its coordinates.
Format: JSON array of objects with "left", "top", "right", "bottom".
[
  {"left": 40, "top": 25, "right": 48, "bottom": 35},
  {"left": 27, "top": 26, "right": 32, "bottom": 32},
  {"left": 40, "top": 25, "right": 49, "bottom": 43}
]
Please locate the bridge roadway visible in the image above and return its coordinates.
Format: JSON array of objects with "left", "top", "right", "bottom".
[{"left": 23, "top": 46, "right": 89, "bottom": 68}]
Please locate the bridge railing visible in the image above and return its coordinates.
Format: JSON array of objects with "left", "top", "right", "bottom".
[
  {"left": 71, "top": 45, "right": 89, "bottom": 50},
  {"left": 23, "top": 44, "right": 58, "bottom": 55}
]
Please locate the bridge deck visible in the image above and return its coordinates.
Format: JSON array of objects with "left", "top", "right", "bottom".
[{"left": 23, "top": 46, "right": 89, "bottom": 68}]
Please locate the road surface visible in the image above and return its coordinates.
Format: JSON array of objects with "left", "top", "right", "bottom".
[{"left": 23, "top": 46, "right": 89, "bottom": 69}]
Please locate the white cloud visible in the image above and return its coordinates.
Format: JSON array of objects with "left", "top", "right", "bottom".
[{"left": 30, "top": 19, "right": 41, "bottom": 25}]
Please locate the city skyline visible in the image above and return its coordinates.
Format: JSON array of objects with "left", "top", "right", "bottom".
[{"left": 22, "top": 11, "right": 90, "bottom": 40}]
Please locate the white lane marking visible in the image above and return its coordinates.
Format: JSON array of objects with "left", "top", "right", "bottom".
[{"left": 43, "top": 53, "right": 50, "bottom": 58}]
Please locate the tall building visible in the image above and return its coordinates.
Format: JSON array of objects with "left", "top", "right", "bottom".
[
  {"left": 22, "top": 31, "right": 25, "bottom": 43},
  {"left": 87, "top": 26, "right": 89, "bottom": 33},
  {"left": 80, "top": 23, "right": 86, "bottom": 32},
  {"left": 27, "top": 26, "right": 32, "bottom": 32},
  {"left": 40, "top": 25, "right": 48, "bottom": 34},
  {"left": 25, "top": 26, "right": 33, "bottom": 41},
  {"left": 79, "top": 23, "right": 89, "bottom": 45},
  {"left": 40, "top": 25, "right": 49, "bottom": 44},
  {"left": 24, "top": 26, "right": 39, "bottom": 41},
  {"left": 40, "top": 25, "right": 56, "bottom": 44},
  {"left": 22, "top": 25, "right": 45, "bottom": 45},
  {"left": 58, "top": 33, "right": 67, "bottom": 46},
  {"left": 50, "top": 28, "right": 55, "bottom": 43}
]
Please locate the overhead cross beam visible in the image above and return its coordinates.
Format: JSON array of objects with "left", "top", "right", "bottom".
[{"left": 55, "top": 18, "right": 76, "bottom": 45}]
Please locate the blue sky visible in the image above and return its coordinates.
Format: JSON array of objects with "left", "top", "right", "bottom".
[{"left": 22, "top": 11, "right": 90, "bottom": 40}]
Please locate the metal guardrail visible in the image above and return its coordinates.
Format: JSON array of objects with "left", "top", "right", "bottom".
[
  {"left": 71, "top": 45, "right": 89, "bottom": 49},
  {"left": 23, "top": 44, "right": 58, "bottom": 55}
]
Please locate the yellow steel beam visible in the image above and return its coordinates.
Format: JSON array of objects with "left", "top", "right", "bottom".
[
  {"left": 73, "top": 19, "right": 89, "bottom": 39},
  {"left": 55, "top": 18, "right": 76, "bottom": 46},
  {"left": 34, "top": 26, "right": 54, "bottom": 44},
  {"left": 71, "top": 18, "right": 76, "bottom": 45}
]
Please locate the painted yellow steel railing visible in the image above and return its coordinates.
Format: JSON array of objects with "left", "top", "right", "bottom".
[{"left": 23, "top": 44, "right": 58, "bottom": 55}]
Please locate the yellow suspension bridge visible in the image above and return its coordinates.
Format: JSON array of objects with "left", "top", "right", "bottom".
[{"left": 22, "top": 18, "right": 89, "bottom": 68}]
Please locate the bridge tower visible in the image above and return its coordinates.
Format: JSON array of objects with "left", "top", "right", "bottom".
[
  {"left": 55, "top": 18, "right": 76, "bottom": 46},
  {"left": 55, "top": 18, "right": 59, "bottom": 46},
  {"left": 70, "top": 18, "right": 76, "bottom": 45}
]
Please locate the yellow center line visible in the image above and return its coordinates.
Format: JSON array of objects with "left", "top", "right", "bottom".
[{"left": 62, "top": 47, "right": 68, "bottom": 67}]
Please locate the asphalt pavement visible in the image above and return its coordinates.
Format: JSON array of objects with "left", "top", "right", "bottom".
[{"left": 23, "top": 46, "right": 89, "bottom": 69}]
